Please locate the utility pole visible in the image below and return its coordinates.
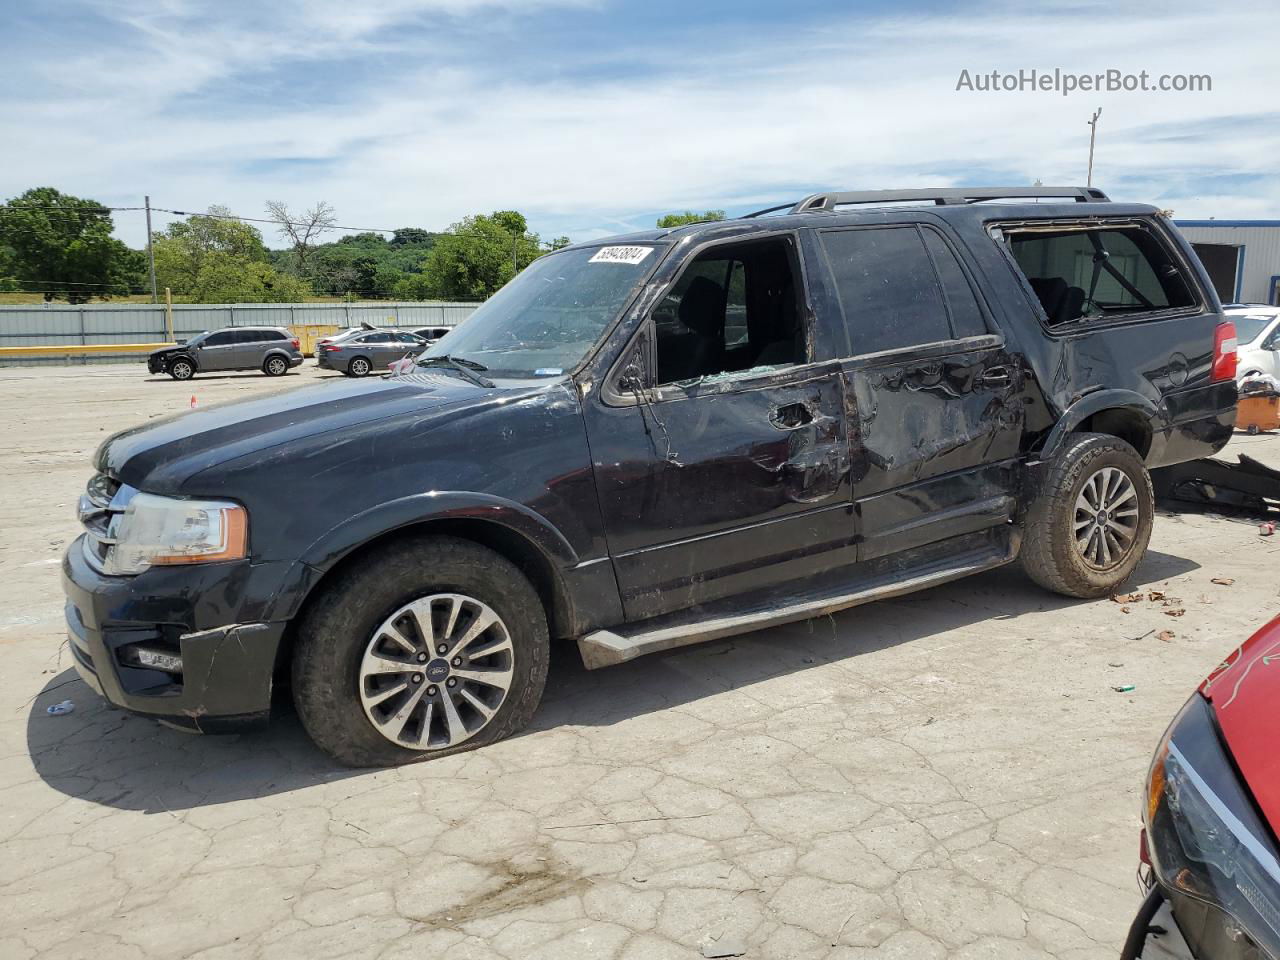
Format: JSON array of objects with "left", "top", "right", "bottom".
[
  {"left": 512, "top": 231, "right": 519, "bottom": 276},
  {"left": 1086, "top": 108, "right": 1102, "bottom": 187},
  {"left": 145, "top": 195, "right": 158, "bottom": 303}
]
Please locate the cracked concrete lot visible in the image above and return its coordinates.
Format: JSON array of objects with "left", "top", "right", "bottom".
[{"left": 2, "top": 364, "right": 1278, "bottom": 960}]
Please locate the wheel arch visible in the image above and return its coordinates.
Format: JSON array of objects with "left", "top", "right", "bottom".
[
  {"left": 274, "top": 496, "right": 580, "bottom": 675},
  {"left": 1040, "top": 390, "right": 1159, "bottom": 461}
]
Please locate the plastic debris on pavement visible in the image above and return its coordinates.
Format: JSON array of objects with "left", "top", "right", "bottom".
[
  {"left": 1112, "top": 684, "right": 1136, "bottom": 693},
  {"left": 46, "top": 699, "right": 74, "bottom": 716}
]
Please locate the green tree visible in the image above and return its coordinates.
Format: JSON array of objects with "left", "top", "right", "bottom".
[
  {"left": 656, "top": 210, "right": 726, "bottom": 228},
  {"left": 412, "top": 210, "right": 543, "bottom": 300},
  {"left": 0, "top": 187, "right": 144, "bottom": 302},
  {"left": 154, "top": 207, "right": 308, "bottom": 303}
]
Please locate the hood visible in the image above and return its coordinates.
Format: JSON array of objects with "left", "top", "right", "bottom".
[
  {"left": 1200, "top": 614, "right": 1280, "bottom": 829},
  {"left": 149, "top": 345, "right": 182, "bottom": 357},
  {"left": 97, "top": 372, "right": 546, "bottom": 493}
]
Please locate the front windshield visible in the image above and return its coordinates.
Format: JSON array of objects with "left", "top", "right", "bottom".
[
  {"left": 417, "top": 244, "right": 661, "bottom": 377},
  {"left": 1232, "top": 313, "right": 1277, "bottom": 345}
]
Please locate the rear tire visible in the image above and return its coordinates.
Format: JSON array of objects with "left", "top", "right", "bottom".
[
  {"left": 348, "top": 356, "right": 372, "bottom": 377},
  {"left": 1021, "top": 432, "right": 1154, "bottom": 598},
  {"left": 292, "top": 536, "right": 550, "bottom": 767},
  {"left": 263, "top": 355, "right": 289, "bottom": 377},
  {"left": 168, "top": 358, "right": 195, "bottom": 381}
]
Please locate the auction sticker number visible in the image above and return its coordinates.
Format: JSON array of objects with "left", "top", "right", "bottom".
[{"left": 589, "top": 246, "right": 653, "bottom": 265}]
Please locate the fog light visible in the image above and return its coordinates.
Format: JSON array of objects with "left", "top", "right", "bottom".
[{"left": 126, "top": 646, "right": 184, "bottom": 673}]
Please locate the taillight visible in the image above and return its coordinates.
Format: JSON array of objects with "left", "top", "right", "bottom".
[
  {"left": 327, "top": 346, "right": 341, "bottom": 352},
  {"left": 290, "top": 338, "right": 300, "bottom": 349},
  {"left": 1212, "top": 320, "right": 1238, "bottom": 382}
]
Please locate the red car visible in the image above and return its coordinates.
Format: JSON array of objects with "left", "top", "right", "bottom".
[{"left": 1125, "top": 614, "right": 1280, "bottom": 959}]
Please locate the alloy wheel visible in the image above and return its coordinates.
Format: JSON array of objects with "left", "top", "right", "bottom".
[
  {"left": 1073, "top": 466, "right": 1140, "bottom": 568},
  {"left": 267, "top": 357, "right": 287, "bottom": 375},
  {"left": 358, "top": 593, "right": 515, "bottom": 750},
  {"left": 350, "top": 358, "right": 370, "bottom": 376}
]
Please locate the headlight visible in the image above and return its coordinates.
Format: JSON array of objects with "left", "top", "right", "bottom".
[
  {"left": 103, "top": 491, "right": 247, "bottom": 575},
  {"left": 1145, "top": 693, "right": 1280, "bottom": 959}
]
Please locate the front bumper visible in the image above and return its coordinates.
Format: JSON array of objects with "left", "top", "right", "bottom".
[{"left": 60, "top": 535, "right": 293, "bottom": 731}]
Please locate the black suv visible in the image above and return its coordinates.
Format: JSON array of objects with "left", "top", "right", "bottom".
[{"left": 63, "top": 187, "right": 1238, "bottom": 765}]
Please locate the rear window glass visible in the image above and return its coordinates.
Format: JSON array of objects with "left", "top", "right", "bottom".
[
  {"left": 1008, "top": 225, "right": 1196, "bottom": 325},
  {"left": 820, "top": 226, "right": 950, "bottom": 353}
]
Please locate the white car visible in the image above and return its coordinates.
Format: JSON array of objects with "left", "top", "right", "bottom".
[{"left": 1227, "top": 304, "right": 1280, "bottom": 381}]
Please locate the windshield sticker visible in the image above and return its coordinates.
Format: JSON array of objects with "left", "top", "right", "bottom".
[
  {"left": 534, "top": 368, "right": 564, "bottom": 376},
  {"left": 588, "top": 246, "right": 653, "bottom": 265}
]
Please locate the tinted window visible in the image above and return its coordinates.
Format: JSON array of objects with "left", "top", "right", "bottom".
[
  {"left": 237, "top": 330, "right": 266, "bottom": 344},
  {"left": 204, "top": 331, "right": 235, "bottom": 346},
  {"left": 1009, "top": 225, "right": 1196, "bottom": 324},
  {"left": 361, "top": 332, "right": 395, "bottom": 343},
  {"left": 821, "top": 226, "right": 949, "bottom": 354},
  {"left": 395, "top": 332, "right": 423, "bottom": 343},
  {"left": 922, "top": 230, "right": 987, "bottom": 339},
  {"left": 260, "top": 330, "right": 287, "bottom": 341}
]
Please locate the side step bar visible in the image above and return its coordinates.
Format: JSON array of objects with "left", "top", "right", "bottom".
[{"left": 577, "top": 535, "right": 1018, "bottom": 669}]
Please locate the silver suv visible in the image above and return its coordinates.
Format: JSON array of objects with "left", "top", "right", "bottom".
[
  {"left": 147, "top": 327, "right": 303, "bottom": 381},
  {"left": 315, "top": 329, "right": 428, "bottom": 377}
]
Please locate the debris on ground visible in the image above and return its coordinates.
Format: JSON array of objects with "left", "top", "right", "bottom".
[
  {"left": 1152, "top": 454, "right": 1280, "bottom": 517},
  {"left": 700, "top": 934, "right": 747, "bottom": 958},
  {"left": 1158, "top": 630, "right": 1176, "bottom": 642},
  {"left": 1165, "top": 608, "right": 1186, "bottom": 618},
  {"left": 1112, "top": 684, "right": 1136, "bottom": 693},
  {"left": 1112, "top": 592, "right": 1143, "bottom": 604},
  {"left": 1263, "top": 522, "right": 1276, "bottom": 537},
  {"left": 46, "top": 700, "right": 74, "bottom": 716},
  {"left": 1148, "top": 589, "right": 1166, "bottom": 601},
  {"left": 1211, "top": 577, "right": 1236, "bottom": 586}
]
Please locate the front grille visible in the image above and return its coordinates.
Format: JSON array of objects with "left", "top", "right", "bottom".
[{"left": 78, "top": 473, "right": 129, "bottom": 574}]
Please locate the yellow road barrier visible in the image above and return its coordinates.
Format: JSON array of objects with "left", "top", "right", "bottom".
[{"left": 0, "top": 342, "right": 175, "bottom": 358}]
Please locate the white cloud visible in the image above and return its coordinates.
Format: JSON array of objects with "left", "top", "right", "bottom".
[{"left": 3, "top": 0, "right": 1277, "bottom": 246}]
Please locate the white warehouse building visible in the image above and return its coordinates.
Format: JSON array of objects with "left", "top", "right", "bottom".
[{"left": 1175, "top": 220, "right": 1280, "bottom": 306}]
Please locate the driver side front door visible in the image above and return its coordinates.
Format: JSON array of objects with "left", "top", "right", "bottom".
[{"left": 581, "top": 233, "right": 855, "bottom": 622}]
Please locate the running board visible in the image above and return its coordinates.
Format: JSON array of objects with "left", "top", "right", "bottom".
[{"left": 577, "top": 534, "right": 1017, "bottom": 669}]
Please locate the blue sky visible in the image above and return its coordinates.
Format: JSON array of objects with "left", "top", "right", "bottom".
[{"left": 2, "top": 0, "right": 1278, "bottom": 249}]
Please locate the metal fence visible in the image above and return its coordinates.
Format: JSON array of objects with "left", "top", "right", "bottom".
[{"left": 0, "top": 301, "right": 480, "bottom": 365}]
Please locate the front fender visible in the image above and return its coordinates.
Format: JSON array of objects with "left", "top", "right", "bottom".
[
  {"left": 1038, "top": 389, "right": 1160, "bottom": 461},
  {"left": 262, "top": 491, "right": 581, "bottom": 622},
  {"left": 302, "top": 490, "right": 579, "bottom": 570}
]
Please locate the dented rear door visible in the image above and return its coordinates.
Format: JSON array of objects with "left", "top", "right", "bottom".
[{"left": 810, "top": 221, "right": 1026, "bottom": 560}]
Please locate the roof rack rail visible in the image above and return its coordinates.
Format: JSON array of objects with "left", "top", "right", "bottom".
[{"left": 777, "top": 186, "right": 1109, "bottom": 215}]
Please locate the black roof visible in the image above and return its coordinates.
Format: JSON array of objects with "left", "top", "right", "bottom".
[{"left": 564, "top": 187, "right": 1159, "bottom": 252}]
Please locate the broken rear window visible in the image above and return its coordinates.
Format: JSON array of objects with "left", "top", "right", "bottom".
[{"left": 1007, "top": 224, "right": 1197, "bottom": 325}]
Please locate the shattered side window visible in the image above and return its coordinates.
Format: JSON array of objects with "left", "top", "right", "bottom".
[
  {"left": 1008, "top": 225, "right": 1197, "bottom": 325},
  {"left": 653, "top": 237, "right": 803, "bottom": 386}
]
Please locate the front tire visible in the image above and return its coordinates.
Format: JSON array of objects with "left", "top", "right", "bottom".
[
  {"left": 348, "top": 356, "right": 372, "bottom": 377},
  {"left": 1021, "top": 433, "right": 1154, "bottom": 598},
  {"left": 292, "top": 536, "right": 550, "bottom": 766},
  {"left": 168, "top": 358, "right": 195, "bottom": 381}
]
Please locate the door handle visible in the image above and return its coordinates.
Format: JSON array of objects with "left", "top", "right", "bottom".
[
  {"left": 978, "top": 366, "right": 1011, "bottom": 387},
  {"left": 770, "top": 401, "right": 814, "bottom": 429}
]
